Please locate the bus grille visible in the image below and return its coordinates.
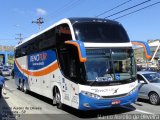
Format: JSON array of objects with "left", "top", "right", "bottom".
[{"left": 102, "top": 93, "right": 128, "bottom": 99}]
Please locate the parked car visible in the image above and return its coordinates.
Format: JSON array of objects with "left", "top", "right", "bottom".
[
  {"left": 0, "top": 66, "right": 3, "bottom": 71},
  {"left": 0, "top": 68, "right": 10, "bottom": 76},
  {"left": 137, "top": 71, "right": 160, "bottom": 105},
  {"left": 3, "top": 65, "right": 13, "bottom": 75},
  {"left": 0, "top": 66, "right": 3, "bottom": 75}
]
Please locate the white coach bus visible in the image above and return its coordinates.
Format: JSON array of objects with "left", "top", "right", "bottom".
[{"left": 14, "top": 17, "right": 139, "bottom": 110}]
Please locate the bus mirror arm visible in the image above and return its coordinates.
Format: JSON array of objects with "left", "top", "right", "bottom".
[
  {"left": 131, "top": 41, "right": 151, "bottom": 60},
  {"left": 65, "top": 40, "right": 87, "bottom": 62}
]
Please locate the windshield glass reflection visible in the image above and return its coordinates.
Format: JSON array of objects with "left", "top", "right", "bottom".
[
  {"left": 85, "top": 48, "right": 136, "bottom": 82},
  {"left": 143, "top": 73, "right": 160, "bottom": 83}
]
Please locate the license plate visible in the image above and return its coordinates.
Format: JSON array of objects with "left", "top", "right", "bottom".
[{"left": 112, "top": 100, "right": 121, "bottom": 105}]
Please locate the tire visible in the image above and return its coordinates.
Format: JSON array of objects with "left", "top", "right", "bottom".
[
  {"left": 53, "top": 87, "right": 56, "bottom": 105},
  {"left": 55, "top": 89, "right": 63, "bottom": 109},
  {"left": 53, "top": 96, "right": 56, "bottom": 105},
  {"left": 17, "top": 85, "right": 20, "bottom": 90},
  {"left": 19, "top": 80, "right": 24, "bottom": 91},
  {"left": 23, "top": 82, "right": 28, "bottom": 94},
  {"left": 149, "top": 92, "right": 160, "bottom": 105}
]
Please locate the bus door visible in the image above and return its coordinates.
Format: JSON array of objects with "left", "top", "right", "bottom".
[{"left": 57, "top": 42, "right": 85, "bottom": 107}]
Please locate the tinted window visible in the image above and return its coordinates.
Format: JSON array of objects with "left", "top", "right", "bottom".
[
  {"left": 3, "top": 69, "right": 9, "bottom": 71},
  {"left": 73, "top": 22, "right": 129, "bottom": 43},
  {"left": 143, "top": 73, "right": 160, "bottom": 83},
  {"left": 137, "top": 74, "right": 144, "bottom": 80},
  {"left": 39, "top": 28, "right": 56, "bottom": 50},
  {"left": 56, "top": 24, "right": 72, "bottom": 44},
  {"left": 57, "top": 45, "right": 85, "bottom": 82},
  {"left": 15, "top": 24, "right": 72, "bottom": 58}
]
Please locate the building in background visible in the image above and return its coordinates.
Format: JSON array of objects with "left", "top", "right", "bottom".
[{"left": 0, "top": 45, "right": 14, "bottom": 65}]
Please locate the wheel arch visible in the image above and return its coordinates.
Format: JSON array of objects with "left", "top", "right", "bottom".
[{"left": 148, "top": 91, "right": 159, "bottom": 97}]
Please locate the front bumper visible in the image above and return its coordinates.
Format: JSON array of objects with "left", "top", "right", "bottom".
[{"left": 79, "top": 90, "right": 138, "bottom": 110}]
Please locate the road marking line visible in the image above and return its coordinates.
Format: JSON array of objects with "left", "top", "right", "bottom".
[
  {"left": 135, "top": 109, "right": 154, "bottom": 114},
  {"left": 122, "top": 106, "right": 154, "bottom": 114},
  {"left": 4, "top": 85, "right": 15, "bottom": 92}
]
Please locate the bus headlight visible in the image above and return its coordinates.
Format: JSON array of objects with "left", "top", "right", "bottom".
[
  {"left": 128, "top": 86, "right": 138, "bottom": 95},
  {"left": 81, "top": 91, "right": 102, "bottom": 99}
]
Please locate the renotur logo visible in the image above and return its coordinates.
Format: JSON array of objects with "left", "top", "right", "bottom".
[
  {"left": 30, "top": 53, "right": 47, "bottom": 62},
  {"left": 113, "top": 88, "right": 119, "bottom": 94}
]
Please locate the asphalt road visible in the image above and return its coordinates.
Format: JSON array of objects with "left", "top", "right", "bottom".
[{"left": 0, "top": 76, "right": 160, "bottom": 120}]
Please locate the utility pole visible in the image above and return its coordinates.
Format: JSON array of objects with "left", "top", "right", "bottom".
[
  {"left": 32, "top": 17, "right": 44, "bottom": 31},
  {"left": 16, "top": 33, "right": 23, "bottom": 44}
]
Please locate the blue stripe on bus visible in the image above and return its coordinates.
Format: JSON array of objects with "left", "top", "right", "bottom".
[{"left": 76, "top": 40, "right": 87, "bottom": 59}]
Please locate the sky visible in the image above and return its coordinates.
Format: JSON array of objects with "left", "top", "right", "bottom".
[{"left": 0, "top": 0, "right": 160, "bottom": 46}]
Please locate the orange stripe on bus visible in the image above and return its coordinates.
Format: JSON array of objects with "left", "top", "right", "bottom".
[{"left": 15, "top": 59, "right": 59, "bottom": 76}]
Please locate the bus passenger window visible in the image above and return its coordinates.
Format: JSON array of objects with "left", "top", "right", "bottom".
[
  {"left": 56, "top": 24, "right": 72, "bottom": 44},
  {"left": 57, "top": 44, "right": 83, "bottom": 82}
]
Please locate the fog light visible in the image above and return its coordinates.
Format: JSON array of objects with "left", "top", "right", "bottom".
[{"left": 83, "top": 103, "right": 91, "bottom": 108}]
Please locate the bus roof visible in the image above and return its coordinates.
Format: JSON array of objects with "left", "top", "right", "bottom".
[
  {"left": 15, "top": 17, "right": 120, "bottom": 48},
  {"left": 68, "top": 17, "right": 119, "bottom": 24}
]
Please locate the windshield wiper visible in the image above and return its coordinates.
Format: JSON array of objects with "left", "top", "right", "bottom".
[
  {"left": 109, "top": 49, "right": 116, "bottom": 80},
  {"left": 108, "top": 82, "right": 121, "bottom": 85},
  {"left": 89, "top": 80, "right": 98, "bottom": 86}
]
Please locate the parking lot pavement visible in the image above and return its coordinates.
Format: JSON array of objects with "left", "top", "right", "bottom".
[
  {"left": 132, "top": 99, "right": 160, "bottom": 114},
  {"left": 1, "top": 76, "right": 160, "bottom": 120}
]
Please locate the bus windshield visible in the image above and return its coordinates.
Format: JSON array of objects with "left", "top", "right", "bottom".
[
  {"left": 84, "top": 48, "right": 136, "bottom": 84},
  {"left": 73, "top": 22, "right": 129, "bottom": 43}
]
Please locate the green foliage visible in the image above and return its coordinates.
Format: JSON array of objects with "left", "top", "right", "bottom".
[{"left": 8, "top": 56, "right": 14, "bottom": 65}]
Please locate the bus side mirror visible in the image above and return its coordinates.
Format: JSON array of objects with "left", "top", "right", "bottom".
[
  {"left": 131, "top": 41, "right": 151, "bottom": 60},
  {"left": 65, "top": 40, "right": 87, "bottom": 62}
]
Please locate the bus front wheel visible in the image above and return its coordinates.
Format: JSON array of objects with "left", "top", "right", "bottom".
[{"left": 55, "top": 89, "right": 63, "bottom": 109}]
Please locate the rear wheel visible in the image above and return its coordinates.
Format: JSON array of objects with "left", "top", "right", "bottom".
[
  {"left": 19, "top": 80, "right": 24, "bottom": 91},
  {"left": 17, "top": 84, "right": 20, "bottom": 90},
  {"left": 149, "top": 92, "right": 160, "bottom": 105},
  {"left": 23, "top": 82, "right": 28, "bottom": 94}
]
